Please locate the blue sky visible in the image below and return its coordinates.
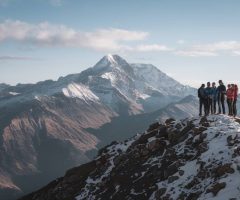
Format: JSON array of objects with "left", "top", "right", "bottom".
[{"left": 1, "top": 0, "right": 240, "bottom": 87}]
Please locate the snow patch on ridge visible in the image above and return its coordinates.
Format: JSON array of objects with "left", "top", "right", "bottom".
[
  {"left": 101, "top": 72, "right": 117, "bottom": 83},
  {"left": 9, "top": 92, "right": 20, "bottom": 96},
  {"left": 93, "top": 54, "right": 118, "bottom": 70},
  {"left": 106, "top": 54, "right": 117, "bottom": 65},
  {"left": 76, "top": 135, "right": 140, "bottom": 200},
  {"left": 75, "top": 115, "right": 240, "bottom": 200},
  {"left": 62, "top": 83, "right": 99, "bottom": 102},
  {"left": 150, "top": 115, "right": 240, "bottom": 200}
]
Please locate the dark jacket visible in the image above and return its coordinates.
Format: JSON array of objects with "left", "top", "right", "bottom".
[
  {"left": 217, "top": 84, "right": 226, "bottom": 99},
  {"left": 198, "top": 87, "right": 206, "bottom": 99},
  {"left": 234, "top": 87, "right": 238, "bottom": 100},
  {"left": 205, "top": 87, "right": 213, "bottom": 98}
]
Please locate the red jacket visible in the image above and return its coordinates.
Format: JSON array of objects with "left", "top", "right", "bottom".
[{"left": 227, "top": 88, "right": 234, "bottom": 100}]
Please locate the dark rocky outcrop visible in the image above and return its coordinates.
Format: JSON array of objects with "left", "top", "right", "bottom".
[{"left": 18, "top": 115, "right": 240, "bottom": 200}]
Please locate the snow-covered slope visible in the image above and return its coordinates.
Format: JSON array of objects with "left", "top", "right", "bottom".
[
  {"left": 132, "top": 63, "right": 195, "bottom": 97},
  {"left": 62, "top": 83, "right": 99, "bottom": 102},
  {"left": 20, "top": 115, "right": 240, "bottom": 200},
  {"left": 74, "top": 55, "right": 196, "bottom": 113}
]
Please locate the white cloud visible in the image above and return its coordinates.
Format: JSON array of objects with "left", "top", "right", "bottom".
[
  {"left": 193, "top": 41, "right": 240, "bottom": 52},
  {"left": 0, "top": 20, "right": 172, "bottom": 53},
  {"left": 134, "top": 44, "right": 172, "bottom": 52},
  {"left": 4, "top": 20, "right": 240, "bottom": 57},
  {"left": 175, "top": 41, "right": 240, "bottom": 57},
  {"left": 175, "top": 50, "right": 218, "bottom": 57},
  {"left": 233, "top": 51, "right": 240, "bottom": 56},
  {"left": 0, "top": 20, "right": 146, "bottom": 50}
]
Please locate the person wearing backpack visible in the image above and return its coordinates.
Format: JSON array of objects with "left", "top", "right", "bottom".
[
  {"left": 212, "top": 82, "right": 218, "bottom": 114},
  {"left": 205, "top": 82, "right": 213, "bottom": 115},
  {"left": 226, "top": 84, "right": 234, "bottom": 116},
  {"left": 217, "top": 80, "right": 226, "bottom": 114},
  {"left": 233, "top": 84, "right": 238, "bottom": 117},
  {"left": 198, "top": 84, "right": 207, "bottom": 116}
]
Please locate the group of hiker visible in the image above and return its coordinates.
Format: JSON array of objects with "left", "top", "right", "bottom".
[{"left": 198, "top": 80, "right": 238, "bottom": 117}]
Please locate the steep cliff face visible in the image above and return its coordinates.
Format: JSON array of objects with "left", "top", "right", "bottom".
[
  {"left": 19, "top": 115, "right": 240, "bottom": 200},
  {"left": 0, "top": 95, "right": 116, "bottom": 199}
]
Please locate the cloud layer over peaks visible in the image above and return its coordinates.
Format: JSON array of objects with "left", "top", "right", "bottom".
[{"left": 0, "top": 20, "right": 170, "bottom": 53}]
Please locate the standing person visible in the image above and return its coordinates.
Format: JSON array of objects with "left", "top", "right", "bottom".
[
  {"left": 226, "top": 84, "right": 234, "bottom": 116},
  {"left": 233, "top": 84, "right": 238, "bottom": 117},
  {"left": 205, "top": 82, "right": 213, "bottom": 115},
  {"left": 212, "top": 82, "right": 218, "bottom": 114},
  {"left": 217, "top": 80, "right": 226, "bottom": 114},
  {"left": 198, "top": 84, "right": 207, "bottom": 116}
]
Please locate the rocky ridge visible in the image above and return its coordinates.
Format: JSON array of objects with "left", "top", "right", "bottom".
[{"left": 19, "top": 115, "right": 240, "bottom": 200}]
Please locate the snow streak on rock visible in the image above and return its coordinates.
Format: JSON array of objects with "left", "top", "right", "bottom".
[{"left": 62, "top": 83, "right": 99, "bottom": 102}]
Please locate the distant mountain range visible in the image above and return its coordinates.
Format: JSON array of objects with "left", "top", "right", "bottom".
[{"left": 0, "top": 54, "right": 197, "bottom": 199}]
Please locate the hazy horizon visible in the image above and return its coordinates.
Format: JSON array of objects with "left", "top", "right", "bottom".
[
  {"left": 1, "top": 53, "right": 236, "bottom": 89},
  {"left": 1, "top": 0, "right": 240, "bottom": 88}
]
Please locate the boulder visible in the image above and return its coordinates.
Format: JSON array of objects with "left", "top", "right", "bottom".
[
  {"left": 227, "top": 135, "right": 235, "bottom": 146},
  {"left": 147, "top": 122, "right": 160, "bottom": 132},
  {"left": 164, "top": 161, "right": 181, "bottom": 179},
  {"left": 147, "top": 138, "right": 166, "bottom": 152},
  {"left": 155, "top": 188, "right": 167, "bottom": 199},
  {"left": 179, "top": 170, "right": 184, "bottom": 176},
  {"left": 207, "top": 182, "right": 226, "bottom": 196},
  {"left": 168, "top": 175, "right": 179, "bottom": 183},
  {"left": 200, "top": 117, "right": 208, "bottom": 125},
  {"left": 165, "top": 118, "right": 175, "bottom": 125},
  {"left": 213, "top": 163, "right": 235, "bottom": 178},
  {"left": 185, "top": 177, "right": 200, "bottom": 189}
]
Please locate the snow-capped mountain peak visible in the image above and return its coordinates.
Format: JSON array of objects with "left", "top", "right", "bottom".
[
  {"left": 93, "top": 54, "right": 118, "bottom": 69},
  {"left": 93, "top": 54, "right": 132, "bottom": 72},
  {"left": 106, "top": 54, "right": 117, "bottom": 64},
  {"left": 0, "top": 54, "right": 195, "bottom": 115}
]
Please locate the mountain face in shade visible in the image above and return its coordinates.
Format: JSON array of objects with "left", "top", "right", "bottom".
[
  {"left": 0, "top": 55, "right": 196, "bottom": 199},
  {"left": 19, "top": 115, "right": 240, "bottom": 200},
  {"left": 0, "top": 83, "right": 10, "bottom": 92}
]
